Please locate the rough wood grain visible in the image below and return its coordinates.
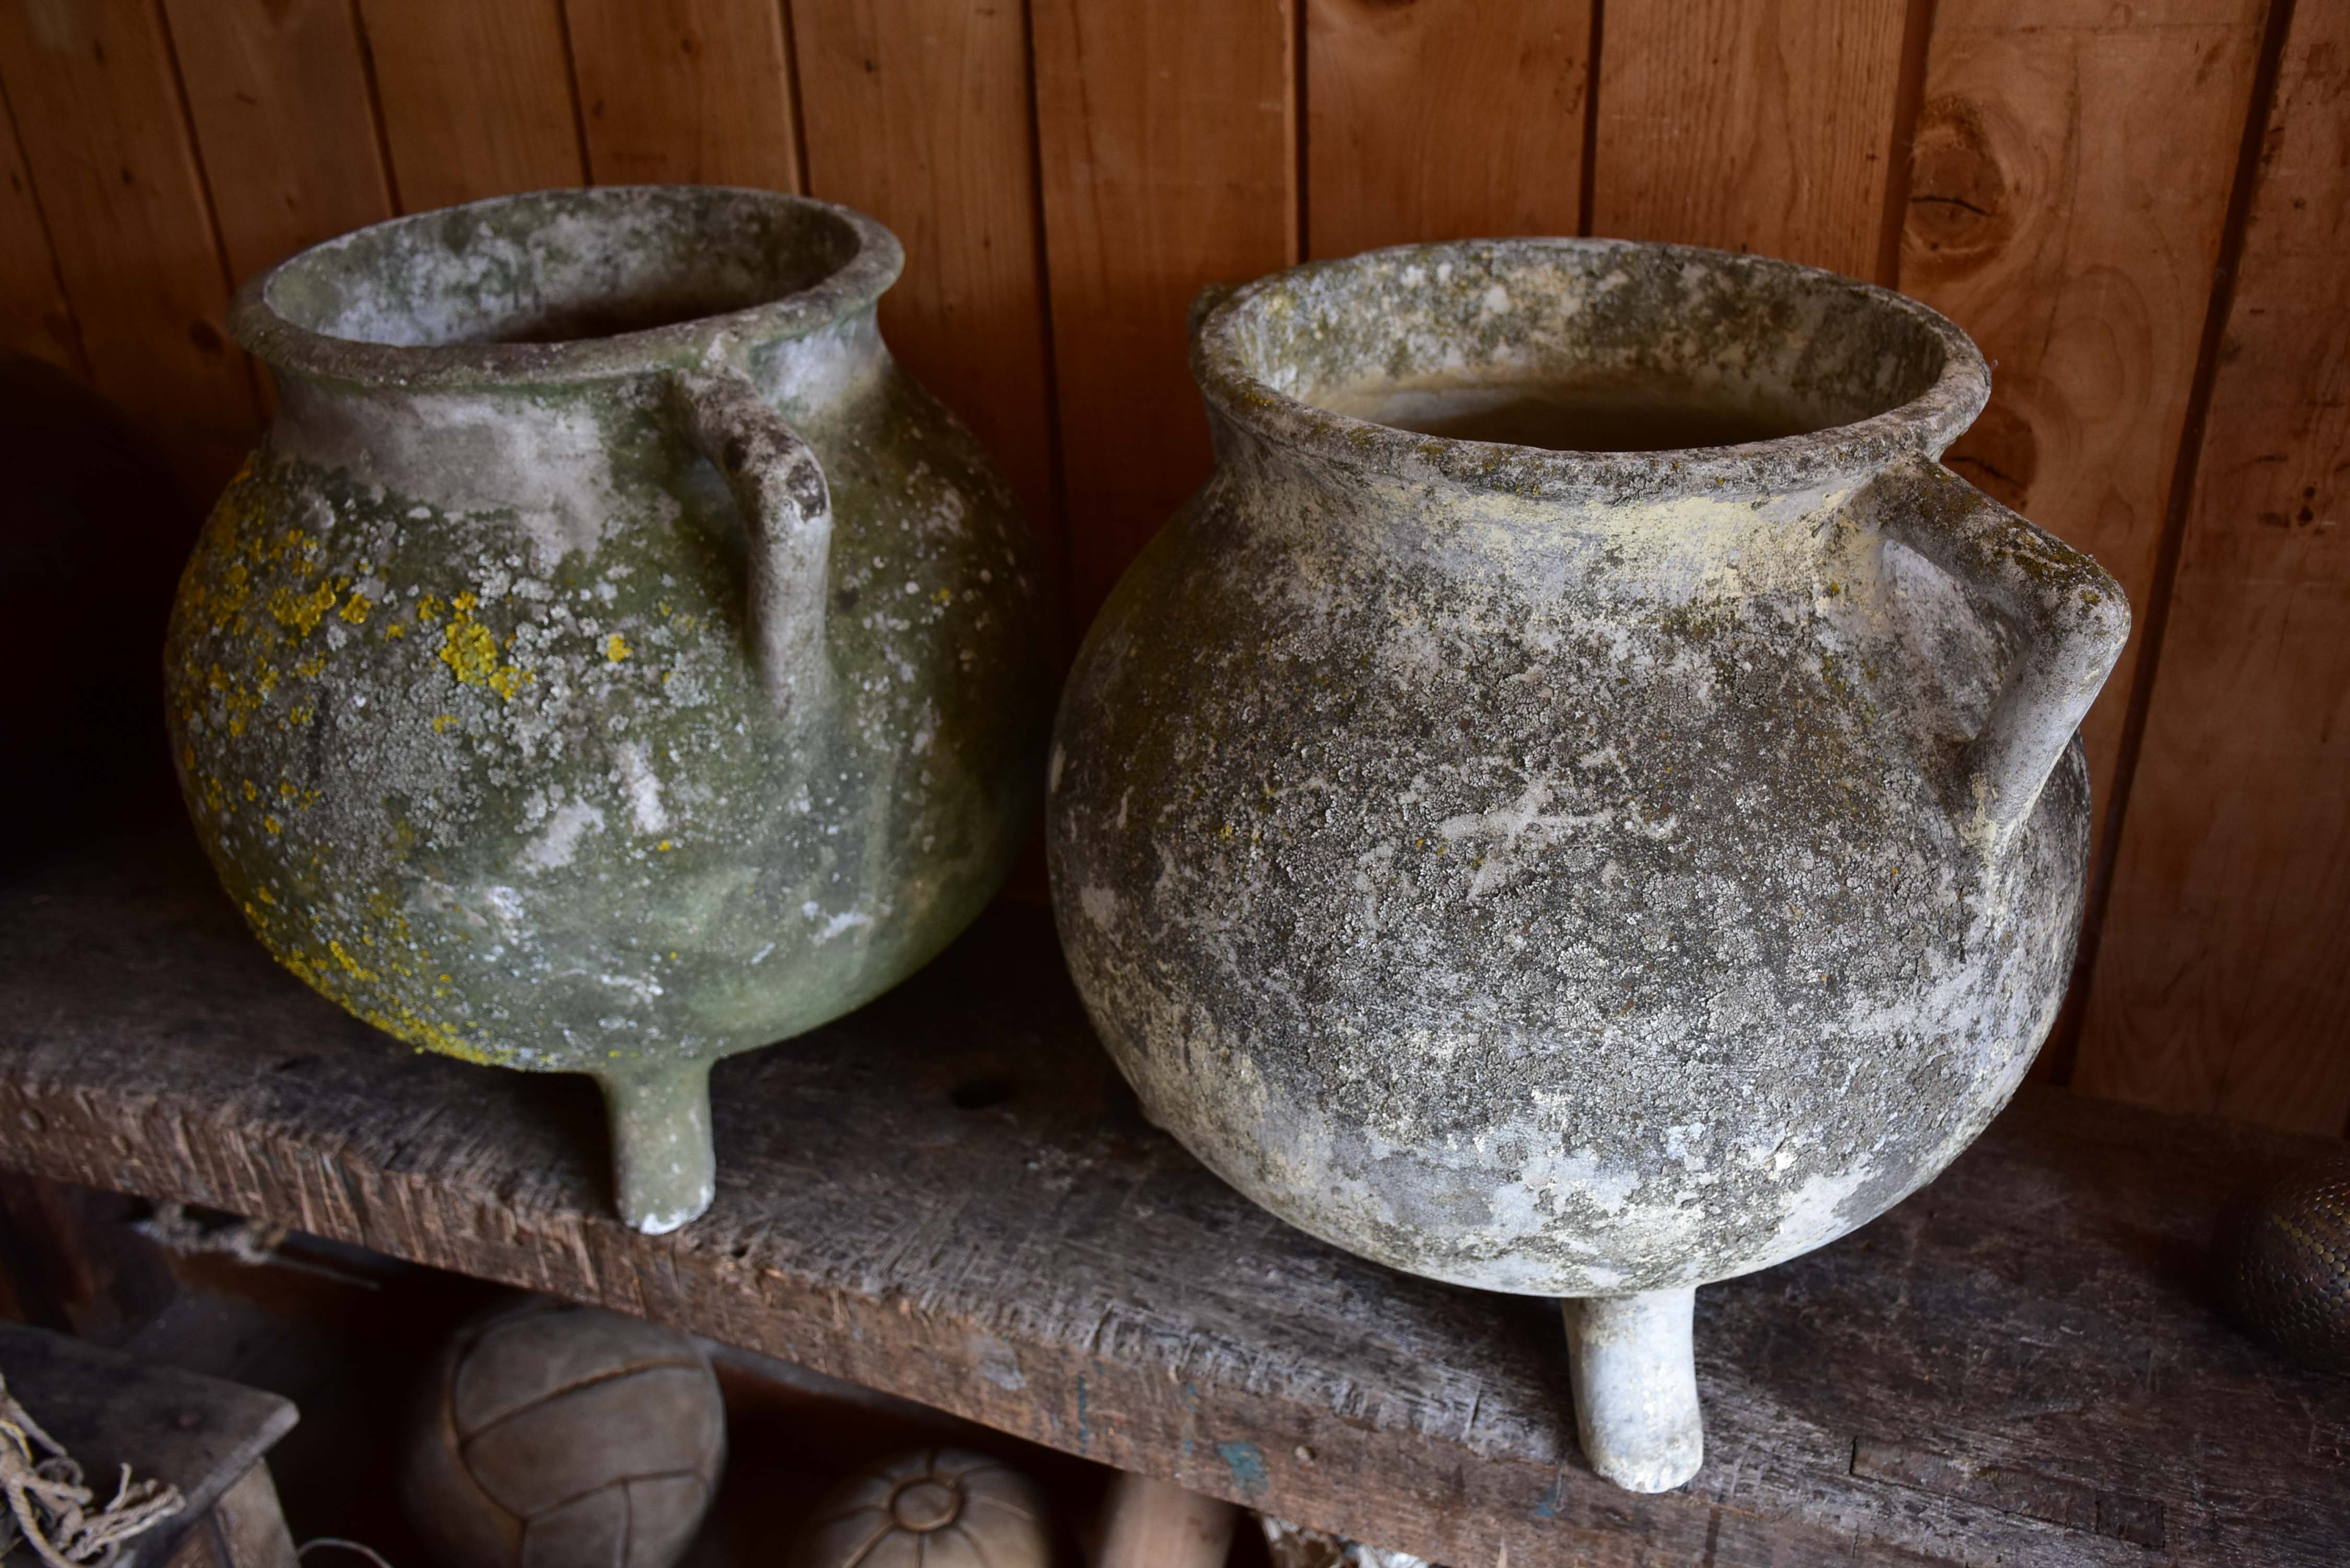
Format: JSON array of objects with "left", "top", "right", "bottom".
[
  {"left": 1, "top": 831, "right": 2344, "bottom": 1567},
  {"left": 0, "top": 0, "right": 256, "bottom": 499},
  {"left": 792, "top": 0, "right": 1063, "bottom": 559},
  {"left": 160, "top": 0, "right": 396, "bottom": 283},
  {"left": 162, "top": 1464, "right": 299, "bottom": 1568},
  {"left": 2076, "top": 3, "right": 2350, "bottom": 1136},
  {"left": 1303, "top": 0, "right": 1591, "bottom": 259},
  {"left": 1897, "top": 0, "right": 2267, "bottom": 860},
  {"left": 1030, "top": 0, "right": 1296, "bottom": 619},
  {"left": 565, "top": 0, "right": 801, "bottom": 191},
  {"left": 0, "top": 1320, "right": 297, "bottom": 1568},
  {"left": 353, "top": 0, "right": 584, "bottom": 209},
  {"left": 1591, "top": 0, "right": 1910, "bottom": 278},
  {"left": 0, "top": 87, "right": 84, "bottom": 374}
]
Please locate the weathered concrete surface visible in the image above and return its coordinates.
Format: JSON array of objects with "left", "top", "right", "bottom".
[
  {"left": 1562, "top": 1288, "right": 1703, "bottom": 1493},
  {"left": 166, "top": 188, "right": 1053, "bottom": 1232},
  {"left": 1049, "top": 237, "right": 2129, "bottom": 1300}
]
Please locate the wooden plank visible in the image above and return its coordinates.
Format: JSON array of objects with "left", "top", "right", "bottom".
[
  {"left": 2075, "top": 1, "right": 2350, "bottom": 1135},
  {"left": 0, "top": 91, "right": 84, "bottom": 374},
  {"left": 1591, "top": 0, "right": 1910, "bottom": 278},
  {"left": 1030, "top": 0, "right": 1296, "bottom": 619},
  {"left": 2, "top": 831, "right": 2346, "bottom": 1568},
  {"left": 164, "top": 1464, "right": 300, "bottom": 1568},
  {"left": 792, "top": 0, "right": 1063, "bottom": 555},
  {"left": 353, "top": 0, "right": 584, "bottom": 210},
  {"left": 0, "top": 1321, "right": 297, "bottom": 1568},
  {"left": 564, "top": 0, "right": 801, "bottom": 191},
  {"left": 160, "top": 0, "right": 396, "bottom": 283},
  {"left": 1303, "top": 0, "right": 1591, "bottom": 260},
  {"left": 0, "top": 0, "right": 257, "bottom": 500},
  {"left": 1896, "top": 0, "right": 2267, "bottom": 860}
]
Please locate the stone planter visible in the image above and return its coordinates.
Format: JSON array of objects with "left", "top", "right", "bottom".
[
  {"left": 1047, "top": 239, "right": 2128, "bottom": 1491},
  {"left": 168, "top": 188, "right": 1052, "bottom": 1235}
]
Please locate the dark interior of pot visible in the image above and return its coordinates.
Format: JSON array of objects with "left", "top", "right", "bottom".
[
  {"left": 1232, "top": 242, "right": 1954, "bottom": 454},
  {"left": 262, "top": 188, "right": 862, "bottom": 349}
]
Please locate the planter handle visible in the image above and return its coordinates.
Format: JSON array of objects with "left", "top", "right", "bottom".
[
  {"left": 1861, "top": 454, "right": 2130, "bottom": 847},
  {"left": 668, "top": 365, "right": 834, "bottom": 723}
]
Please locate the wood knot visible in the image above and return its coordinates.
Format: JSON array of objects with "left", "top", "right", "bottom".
[
  {"left": 1945, "top": 399, "right": 2038, "bottom": 512},
  {"left": 1904, "top": 95, "right": 2012, "bottom": 279}
]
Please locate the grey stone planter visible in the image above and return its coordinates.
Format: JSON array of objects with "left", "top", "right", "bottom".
[
  {"left": 1047, "top": 238, "right": 2128, "bottom": 1492},
  {"left": 167, "top": 187, "right": 1053, "bottom": 1235}
]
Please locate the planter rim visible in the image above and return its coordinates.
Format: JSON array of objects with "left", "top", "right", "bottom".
[
  {"left": 232, "top": 185, "right": 904, "bottom": 393},
  {"left": 1191, "top": 236, "right": 1991, "bottom": 503}
]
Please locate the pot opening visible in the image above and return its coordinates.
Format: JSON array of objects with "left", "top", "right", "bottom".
[
  {"left": 1206, "top": 240, "right": 1972, "bottom": 464},
  {"left": 259, "top": 187, "right": 867, "bottom": 351},
  {"left": 1312, "top": 372, "right": 1818, "bottom": 455}
]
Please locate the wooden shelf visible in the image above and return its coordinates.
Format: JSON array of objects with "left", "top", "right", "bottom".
[{"left": 0, "top": 828, "right": 2342, "bottom": 1568}]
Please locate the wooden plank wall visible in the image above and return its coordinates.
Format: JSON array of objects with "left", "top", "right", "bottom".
[{"left": 0, "top": 0, "right": 2336, "bottom": 1137}]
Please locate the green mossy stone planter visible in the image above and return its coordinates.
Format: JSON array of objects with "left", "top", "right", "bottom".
[{"left": 166, "top": 188, "right": 1053, "bottom": 1233}]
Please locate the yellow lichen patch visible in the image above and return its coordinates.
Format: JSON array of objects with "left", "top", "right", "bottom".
[
  {"left": 339, "top": 592, "right": 371, "bottom": 625},
  {"left": 431, "top": 713, "right": 457, "bottom": 733},
  {"left": 385, "top": 622, "right": 406, "bottom": 640},
  {"left": 439, "top": 620, "right": 499, "bottom": 684},
  {"left": 328, "top": 940, "right": 375, "bottom": 981},
  {"left": 208, "top": 562, "right": 251, "bottom": 630},
  {"left": 270, "top": 580, "right": 338, "bottom": 636},
  {"left": 241, "top": 779, "right": 258, "bottom": 802},
  {"left": 436, "top": 597, "right": 530, "bottom": 700},
  {"left": 606, "top": 634, "right": 630, "bottom": 662},
  {"left": 263, "top": 814, "right": 283, "bottom": 834},
  {"left": 418, "top": 595, "right": 445, "bottom": 622}
]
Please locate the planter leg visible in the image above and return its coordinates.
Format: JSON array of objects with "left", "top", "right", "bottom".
[
  {"left": 593, "top": 1061, "right": 716, "bottom": 1235},
  {"left": 1096, "top": 1472, "right": 1236, "bottom": 1568},
  {"left": 1561, "top": 1287, "right": 1703, "bottom": 1492}
]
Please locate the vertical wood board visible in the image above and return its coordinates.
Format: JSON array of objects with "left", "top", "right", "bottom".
[
  {"left": 1304, "top": 0, "right": 1591, "bottom": 259},
  {"left": 1896, "top": 0, "right": 2268, "bottom": 858},
  {"left": 1591, "top": 0, "right": 1909, "bottom": 278},
  {"left": 566, "top": 0, "right": 801, "bottom": 191},
  {"left": 792, "top": 0, "right": 1062, "bottom": 558},
  {"left": 1030, "top": 0, "right": 1297, "bottom": 618},
  {"left": 0, "top": 86, "right": 81, "bottom": 373},
  {"left": 0, "top": 0, "right": 256, "bottom": 501},
  {"left": 162, "top": 0, "right": 396, "bottom": 283},
  {"left": 355, "top": 0, "right": 584, "bottom": 208},
  {"left": 2076, "top": 0, "right": 2350, "bottom": 1135}
]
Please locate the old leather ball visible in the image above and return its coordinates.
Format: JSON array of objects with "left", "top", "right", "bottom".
[
  {"left": 790, "top": 1450, "right": 1048, "bottom": 1568},
  {"left": 400, "top": 1294, "right": 727, "bottom": 1568},
  {"left": 2221, "top": 1157, "right": 2350, "bottom": 1374}
]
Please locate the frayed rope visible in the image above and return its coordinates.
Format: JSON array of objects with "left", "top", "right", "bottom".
[{"left": 0, "top": 1371, "right": 183, "bottom": 1568}]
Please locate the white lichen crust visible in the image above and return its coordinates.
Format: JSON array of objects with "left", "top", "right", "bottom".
[{"left": 1049, "top": 239, "right": 2128, "bottom": 1299}]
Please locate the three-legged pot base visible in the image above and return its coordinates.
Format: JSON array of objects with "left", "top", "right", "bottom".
[
  {"left": 1561, "top": 1288, "right": 1703, "bottom": 1492},
  {"left": 593, "top": 1062, "right": 717, "bottom": 1235}
]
